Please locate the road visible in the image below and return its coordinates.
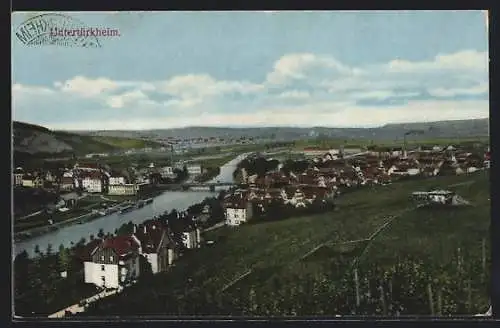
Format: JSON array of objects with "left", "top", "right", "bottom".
[
  {"left": 203, "top": 221, "right": 225, "bottom": 232},
  {"left": 48, "top": 285, "right": 129, "bottom": 318},
  {"left": 17, "top": 210, "right": 44, "bottom": 221}
]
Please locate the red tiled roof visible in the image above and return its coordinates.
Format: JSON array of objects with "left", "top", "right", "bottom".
[
  {"left": 99, "top": 235, "right": 140, "bottom": 257},
  {"left": 224, "top": 194, "right": 250, "bottom": 209}
]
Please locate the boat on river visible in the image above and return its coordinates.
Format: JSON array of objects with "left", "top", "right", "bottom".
[
  {"left": 136, "top": 200, "right": 145, "bottom": 208},
  {"left": 144, "top": 198, "right": 154, "bottom": 204},
  {"left": 119, "top": 205, "right": 135, "bottom": 214}
]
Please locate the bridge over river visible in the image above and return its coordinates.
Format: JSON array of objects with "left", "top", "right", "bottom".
[{"left": 159, "top": 182, "right": 237, "bottom": 192}]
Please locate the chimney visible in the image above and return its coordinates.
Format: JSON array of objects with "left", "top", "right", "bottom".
[
  {"left": 133, "top": 225, "right": 136, "bottom": 234},
  {"left": 144, "top": 225, "right": 147, "bottom": 234}
]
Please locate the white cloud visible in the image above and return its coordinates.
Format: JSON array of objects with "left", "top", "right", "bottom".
[
  {"left": 163, "top": 97, "right": 203, "bottom": 109},
  {"left": 106, "top": 90, "right": 148, "bottom": 108},
  {"left": 12, "top": 49, "right": 489, "bottom": 130},
  {"left": 428, "top": 82, "right": 489, "bottom": 97},
  {"left": 265, "top": 53, "right": 357, "bottom": 86},
  {"left": 158, "top": 74, "right": 263, "bottom": 100},
  {"left": 43, "top": 99, "right": 488, "bottom": 131},
  {"left": 386, "top": 50, "right": 488, "bottom": 73},
  {"left": 56, "top": 76, "right": 119, "bottom": 97},
  {"left": 12, "top": 83, "right": 55, "bottom": 95},
  {"left": 347, "top": 90, "right": 420, "bottom": 101},
  {"left": 276, "top": 90, "right": 310, "bottom": 99}
]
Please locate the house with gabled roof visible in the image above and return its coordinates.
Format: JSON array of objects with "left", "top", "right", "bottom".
[
  {"left": 83, "top": 235, "right": 141, "bottom": 289},
  {"left": 133, "top": 220, "right": 177, "bottom": 273},
  {"left": 179, "top": 219, "right": 202, "bottom": 249},
  {"left": 223, "top": 194, "right": 254, "bottom": 226}
]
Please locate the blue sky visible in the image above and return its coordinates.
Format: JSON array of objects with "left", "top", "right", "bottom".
[{"left": 12, "top": 11, "right": 489, "bottom": 130}]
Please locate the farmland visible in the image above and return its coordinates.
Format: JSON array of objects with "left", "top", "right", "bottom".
[
  {"left": 292, "top": 136, "right": 489, "bottom": 151},
  {"left": 82, "top": 171, "right": 490, "bottom": 316}
]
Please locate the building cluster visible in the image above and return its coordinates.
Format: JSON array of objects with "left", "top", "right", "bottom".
[
  {"left": 79, "top": 212, "right": 202, "bottom": 290},
  {"left": 222, "top": 144, "right": 489, "bottom": 227},
  {"left": 13, "top": 161, "right": 204, "bottom": 196}
]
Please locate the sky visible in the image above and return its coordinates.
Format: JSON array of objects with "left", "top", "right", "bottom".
[{"left": 12, "top": 11, "right": 489, "bottom": 131}]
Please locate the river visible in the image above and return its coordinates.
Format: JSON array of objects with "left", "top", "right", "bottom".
[{"left": 14, "top": 152, "right": 251, "bottom": 258}]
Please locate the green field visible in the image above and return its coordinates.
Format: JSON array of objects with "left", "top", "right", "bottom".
[
  {"left": 90, "top": 136, "right": 162, "bottom": 149},
  {"left": 292, "top": 136, "right": 489, "bottom": 150},
  {"left": 82, "top": 170, "right": 490, "bottom": 316}
]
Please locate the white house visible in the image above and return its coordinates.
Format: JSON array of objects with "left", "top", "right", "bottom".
[
  {"left": 181, "top": 223, "right": 202, "bottom": 249},
  {"left": 81, "top": 176, "right": 103, "bottom": 193},
  {"left": 76, "top": 171, "right": 103, "bottom": 193},
  {"left": 160, "top": 166, "right": 176, "bottom": 179},
  {"left": 83, "top": 235, "right": 141, "bottom": 289},
  {"left": 13, "top": 168, "right": 23, "bottom": 186},
  {"left": 187, "top": 164, "right": 202, "bottom": 176},
  {"left": 224, "top": 196, "right": 254, "bottom": 226},
  {"left": 108, "top": 184, "right": 139, "bottom": 196},
  {"left": 22, "top": 175, "right": 43, "bottom": 188},
  {"left": 109, "top": 175, "right": 127, "bottom": 185}
]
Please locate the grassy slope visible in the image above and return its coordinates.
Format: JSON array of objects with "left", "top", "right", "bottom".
[
  {"left": 84, "top": 171, "right": 490, "bottom": 316},
  {"left": 90, "top": 136, "right": 162, "bottom": 149},
  {"left": 53, "top": 131, "right": 118, "bottom": 154},
  {"left": 14, "top": 121, "right": 164, "bottom": 156}
]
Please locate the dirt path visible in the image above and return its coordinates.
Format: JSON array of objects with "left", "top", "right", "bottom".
[
  {"left": 220, "top": 269, "right": 253, "bottom": 292},
  {"left": 447, "top": 180, "right": 475, "bottom": 188}
]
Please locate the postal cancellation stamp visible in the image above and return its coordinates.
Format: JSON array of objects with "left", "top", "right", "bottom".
[{"left": 15, "top": 13, "right": 120, "bottom": 48}]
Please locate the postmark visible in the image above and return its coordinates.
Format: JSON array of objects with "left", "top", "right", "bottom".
[{"left": 15, "top": 13, "right": 105, "bottom": 48}]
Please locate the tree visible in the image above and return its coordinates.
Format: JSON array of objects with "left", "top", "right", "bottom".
[
  {"left": 97, "top": 229, "right": 105, "bottom": 239},
  {"left": 34, "top": 244, "right": 41, "bottom": 257},
  {"left": 58, "top": 244, "right": 71, "bottom": 273},
  {"left": 46, "top": 243, "right": 53, "bottom": 256}
]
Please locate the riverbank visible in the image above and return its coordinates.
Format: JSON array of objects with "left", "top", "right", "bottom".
[
  {"left": 14, "top": 187, "right": 172, "bottom": 243},
  {"left": 14, "top": 152, "right": 251, "bottom": 258}
]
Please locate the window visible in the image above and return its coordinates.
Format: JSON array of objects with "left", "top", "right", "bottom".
[
  {"left": 101, "top": 265, "right": 105, "bottom": 271},
  {"left": 101, "top": 255, "right": 104, "bottom": 261},
  {"left": 110, "top": 256, "right": 114, "bottom": 262}
]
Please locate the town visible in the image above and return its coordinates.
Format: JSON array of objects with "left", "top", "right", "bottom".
[{"left": 14, "top": 140, "right": 491, "bottom": 317}]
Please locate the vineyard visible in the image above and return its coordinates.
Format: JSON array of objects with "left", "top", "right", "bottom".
[{"left": 83, "top": 171, "right": 491, "bottom": 316}]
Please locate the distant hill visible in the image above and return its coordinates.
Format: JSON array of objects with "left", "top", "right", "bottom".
[
  {"left": 73, "top": 118, "right": 489, "bottom": 142},
  {"left": 13, "top": 121, "right": 164, "bottom": 157}
]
